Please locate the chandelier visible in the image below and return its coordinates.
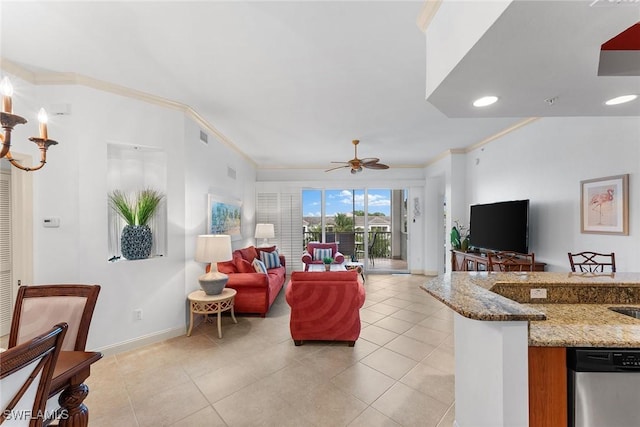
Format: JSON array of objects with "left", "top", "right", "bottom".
[{"left": 0, "top": 77, "right": 58, "bottom": 172}]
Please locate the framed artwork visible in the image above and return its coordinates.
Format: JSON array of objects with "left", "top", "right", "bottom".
[
  {"left": 580, "top": 174, "right": 629, "bottom": 235},
  {"left": 207, "top": 194, "right": 242, "bottom": 240}
]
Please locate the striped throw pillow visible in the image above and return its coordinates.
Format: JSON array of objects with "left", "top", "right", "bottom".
[
  {"left": 260, "top": 250, "right": 281, "bottom": 269},
  {"left": 252, "top": 258, "right": 268, "bottom": 274},
  {"left": 313, "top": 248, "right": 332, "bottom": 261}
]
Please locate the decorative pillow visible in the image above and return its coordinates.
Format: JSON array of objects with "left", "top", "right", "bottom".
[
  {"left": 234, "top": 254, "right": 254, "bottom": 273},
  {"left": 313, "top": 248, "right": 333, "bottom": 261},
  {"left": 239, "top": 246, "right": 258, "bottom": 263},
  {"left": 217, "top": 260, "right": 238, "bottom": 274},
  {"left": 260, "top": 250, "right": 281, "bottom": 269},
  {"left": 252, "top": 258, "right": 268, "bottom": 274}
]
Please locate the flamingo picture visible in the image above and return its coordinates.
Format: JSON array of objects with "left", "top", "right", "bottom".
[{"left": 590, "top": 188, "right": 614, "bottom": 224}]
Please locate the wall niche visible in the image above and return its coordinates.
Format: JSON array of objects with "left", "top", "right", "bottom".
[{"left": 107, "top": 143, "right": 167, "bottom": 261}]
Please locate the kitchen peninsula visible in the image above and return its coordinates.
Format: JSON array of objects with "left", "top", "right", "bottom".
[{"left": 421, "top": 272, "right": 640, "bottom": 427}]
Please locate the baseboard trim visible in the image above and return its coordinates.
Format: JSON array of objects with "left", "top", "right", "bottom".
[
  {"left": 93, "top": 326, "right": 185, "bottom": 357},
  {"left": 421, "top": 270, "right": 440, "bottom": 276}
]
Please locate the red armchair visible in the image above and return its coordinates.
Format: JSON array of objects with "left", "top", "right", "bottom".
[
  {"left": 301, "top": 242, "right": 345, "bottom": 271},
  {"left": 285, "top": 270, "right": 365, "bottom": 346}
]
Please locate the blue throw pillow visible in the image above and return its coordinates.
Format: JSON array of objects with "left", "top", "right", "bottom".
[
  {"left": 313, "top": 248, "right": 332, "bottom": 261},
  {"left": 260, "top": 250, "right": 281, "bottom": 269},
  {"left": 252, "top": 258, "right": 268, "bottom": 274}
]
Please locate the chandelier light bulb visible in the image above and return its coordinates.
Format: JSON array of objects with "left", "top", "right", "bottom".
[
  {"left": 1, "top": 77, "right": 13, "bottom": 113},
  {"left": 0, "top": 77, "right": 13, "bottom": 96},
  {"left": 38, "top": 108, "right": 48, "bottom": 124},
  {"left": 38, "top": 108, "right": 48, "bottom": 140}
]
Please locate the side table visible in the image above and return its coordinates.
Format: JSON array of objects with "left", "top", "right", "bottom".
[
  {"left": 344, "top": 261, "right": 365, "bottom": 282},
  {"left": 187, "top": 288, "right": 237, "bottom": 338}
]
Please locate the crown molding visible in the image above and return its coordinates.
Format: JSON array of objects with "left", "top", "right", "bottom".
[
  {"left": 422, "top": 117, "right": 540, "bottom": 168},
  {"left": 416, "top": 0, "right": 443, "bottom": 33},
  {"left": 465, "top": 117, "right": 540, "bottom": 153},
  {"left": 0, "top": 57, "right": 256, "bottom": 167}
]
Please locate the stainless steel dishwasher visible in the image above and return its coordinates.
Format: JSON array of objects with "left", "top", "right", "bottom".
[{"left": 567, "top": 347, "right": 640, "bottom": 427}]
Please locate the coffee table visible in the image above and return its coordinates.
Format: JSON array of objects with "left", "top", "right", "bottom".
[{"left": 307, "top": 264, "right": 347, "bottom": 272}]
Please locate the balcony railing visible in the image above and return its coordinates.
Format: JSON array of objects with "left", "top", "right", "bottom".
[{"left": 303, "top": 231, "right": 391, "bottom": 261}]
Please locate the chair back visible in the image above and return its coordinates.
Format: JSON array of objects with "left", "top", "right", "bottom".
[
  {"left": 568, "top": 251, "right": 616, "bottom": 273},
  {"left": 489, "top": 251, "right": 535, "bottom": 272},
  {"left": 9, "top": 284, "right": 100, "bottom": 352},
  {"left": 335, "top": 232, "right": 356, "bottom": 261},
  {"left": 1, "top": 323, "right": 67, "bottom": 427},
  {"left": 306, "top": 242, "right": 338, "bottom": 258}
]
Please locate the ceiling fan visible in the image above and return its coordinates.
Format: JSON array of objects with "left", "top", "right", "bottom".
[{"left": 325, "top": 139, "right": 389, "bottom": 174}]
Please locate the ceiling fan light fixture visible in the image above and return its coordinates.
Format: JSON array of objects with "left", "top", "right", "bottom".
[
  {"left": 473, "top": 95, "right": 499, "bottom": 107},
  {"left": 605, "top": 94, "right": 638, "bottom": 106}
]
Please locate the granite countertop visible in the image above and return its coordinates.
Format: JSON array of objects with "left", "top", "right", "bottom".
[{"left": 421, "top": 272, "right": 640, "bottom": 347}]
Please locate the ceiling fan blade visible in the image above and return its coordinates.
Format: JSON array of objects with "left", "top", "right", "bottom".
[
  {"left": 363, "top": 162, "right": 389, "bottom": 170},
  {"left": 360, "top": 157, "right": 380, "bottom": 164},
  {"left": 330, "top": 161, "right": 350, "bottom": 165},
  {"left": 325, "top": 164, "right": 351, "bottom": 172}
]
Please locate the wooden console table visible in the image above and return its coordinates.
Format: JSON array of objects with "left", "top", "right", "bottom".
[{"left": 451, "top": 250, "right": 546, "bottom": 272}]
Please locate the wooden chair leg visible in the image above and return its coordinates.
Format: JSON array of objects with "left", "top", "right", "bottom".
[
  {"left": 348, "top": 341, "right": 355, "bottom": 347},
  {"left": 294, "top": 340, "right": 303, "bottom": 346}
]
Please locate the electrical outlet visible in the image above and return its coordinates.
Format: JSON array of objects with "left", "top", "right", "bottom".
[
  {"left": 530, "top": 288, "right": 547, "bottom": 299},
  {"left": 134, "top": 308, "right": 143, "bottom": 320}
]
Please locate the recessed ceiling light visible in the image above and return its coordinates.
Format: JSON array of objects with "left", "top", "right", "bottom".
[
  {"left": 473, "top": 96, "right": 498, "bottom": 107},
  {"left": 605, "top": 94, "right": 638, "bottom": 106}
]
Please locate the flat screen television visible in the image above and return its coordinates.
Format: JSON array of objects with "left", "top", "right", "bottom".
[{"left": 469, "top": 199, "right": 529, "bottom": 254}]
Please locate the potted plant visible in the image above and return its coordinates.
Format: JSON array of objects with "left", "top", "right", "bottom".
[
  {"left": 322, "top": 256, "right": 334, "bottom": 271},
  {"left": 451, "top": 220, "right": 470, "bottom": 251},
  {"left": 109, "top": 188, "right": 164, "bottom": 260}
]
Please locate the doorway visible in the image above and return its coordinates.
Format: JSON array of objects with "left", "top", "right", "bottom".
[{"left": 0, "top": 155, "right": 34, "bottom": 336}]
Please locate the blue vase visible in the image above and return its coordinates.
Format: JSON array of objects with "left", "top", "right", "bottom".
[{"left": 121, "top": 225, "right": 152, "bottom": 260}]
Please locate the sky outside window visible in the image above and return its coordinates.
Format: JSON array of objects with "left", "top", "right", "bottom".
[{"left": 302, "top": 189, "right": 391, "bottom": 216}]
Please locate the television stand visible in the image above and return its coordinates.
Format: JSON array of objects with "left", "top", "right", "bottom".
[{"left": 451, "top": 250, "right": 546, "bottom": 272}]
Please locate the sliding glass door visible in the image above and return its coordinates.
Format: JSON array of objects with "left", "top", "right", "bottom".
[{"left": 302, "top": 188, "right": 408, "bottom": 273}]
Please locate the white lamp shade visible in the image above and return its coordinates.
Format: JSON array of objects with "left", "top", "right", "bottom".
[
  {"left": 254, "top": 223, "right": 275, "bottom": 239},
  {"left": 195, "top": 235, "right": 232, "bottom": 263}
]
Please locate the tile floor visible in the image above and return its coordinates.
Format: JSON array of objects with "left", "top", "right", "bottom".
[{"left": 84, "top": 274, "right": 456, "bottom": 426}]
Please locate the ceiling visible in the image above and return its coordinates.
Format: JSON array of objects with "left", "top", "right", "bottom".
[{"left": 1, "top": 1, "right": 638, "bottom": 171}]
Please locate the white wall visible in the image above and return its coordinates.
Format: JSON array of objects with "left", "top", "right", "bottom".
[
  {"left": 424, "top": 116, "right": 640, "bottom": 272},
  {"left": 6, "top": 75, "right": 256, "bottom": 352}
]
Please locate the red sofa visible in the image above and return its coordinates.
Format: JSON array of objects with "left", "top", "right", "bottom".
[
  {"left": 285, "top": 270, "right": 365, "bottom": 346},
  {"left": 212, "top": 245, "right": 286, "bottom": 317}
]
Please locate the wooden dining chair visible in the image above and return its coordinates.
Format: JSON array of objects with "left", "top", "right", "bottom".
[
  {"left": 8, "top": 284, "right": 101, "bottom": 425},
  {"left": 1, "top": 323, "right": 68, "bottom": 427},
  {"left": 568, "top": 251, "right": 616, "bottom": 273},
  {"left": 488, "top": 251, "right": 535, "bottom": 272},
  {"left": 8, "top": 284, "right": 101, "bottom": 352}
]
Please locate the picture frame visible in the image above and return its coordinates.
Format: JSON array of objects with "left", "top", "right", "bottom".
[
  {"left": 207, "top": 194, "right": 242, "bottom": 240},
  {"left": 580, "top": 174, "right": 629, "bottom": 235}
]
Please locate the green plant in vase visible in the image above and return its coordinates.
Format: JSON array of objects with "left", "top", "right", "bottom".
[
  {"left": 322, "top": 256, "right": 334, "bottom": 271},
  {"left": 451, "top": 220, "right": 470, "bottom": 251},
  {"left": 109, "top": 188, "right": 164, "bottom": 260}
]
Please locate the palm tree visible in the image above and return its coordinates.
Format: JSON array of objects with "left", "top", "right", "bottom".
[{"left": 334, "top": 213, "right": 354, "bottom": 231}]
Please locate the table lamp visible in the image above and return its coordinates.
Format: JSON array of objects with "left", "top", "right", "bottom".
[
  {"left": 195, "top": 234, "right": 232, "bottom": 295},
  {"left": 254, "top": 223, "right": 275, "bottom": 247}
]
